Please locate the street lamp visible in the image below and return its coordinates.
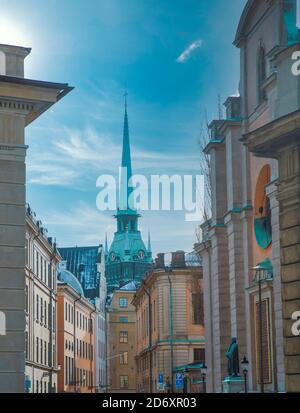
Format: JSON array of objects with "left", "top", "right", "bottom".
[
  {"left": 251, "top": 259, "right": 273, "bottom": 394},
  {"left": 241, "top": 356, "right": 249, "bottom": 393},
  {"left": 200, "top": 363, "right": 207, "bottom": 393}
]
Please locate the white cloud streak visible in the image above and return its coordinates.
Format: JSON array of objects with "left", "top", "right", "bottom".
[
  {"left": 176, "top": 39, "right": 203, "bottom": 63},
  {"left": 27, "top": 126, "right": 199, "bottom": 188}
]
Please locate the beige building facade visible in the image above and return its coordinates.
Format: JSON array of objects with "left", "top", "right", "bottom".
[
  {"left": 25, "top": 206, "right": 60, "bottom": 393},
  {"left": 107, "top": 283, "right": 137, "bottom": 392},
  {"left": 239, "top": 0, "right": 300, "bottom": 393},
  {"left": 133, "top": 252, "right": 205, "bottom": 393},
  {"left": 195, "top": 0, "right": 300, "bottom": 393},
  {"left": 0, "top": 43, "right": 72, "bottom": 392}
]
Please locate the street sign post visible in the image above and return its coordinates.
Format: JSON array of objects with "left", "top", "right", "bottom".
[
  {"left": 175, "top": 372, "right": 184, "bottom": 390},
  {"left": 158, "top": 373, "right": 164, "bottom": 391}
]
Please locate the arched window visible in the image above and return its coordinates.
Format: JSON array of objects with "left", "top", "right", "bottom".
[
  {"left": 0, "top": 51, "right": 6, "bottom": 75},
  {"left": 257, "top": 45, "right": 266, "bottom": 103}
]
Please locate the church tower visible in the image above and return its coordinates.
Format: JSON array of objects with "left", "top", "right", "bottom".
[{"left": 105, "top": 94, "right": 153, "bottom": 292}]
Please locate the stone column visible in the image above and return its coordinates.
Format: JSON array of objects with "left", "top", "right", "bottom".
[
  {"left": 209, "top": 226, "right": 231, "bottom": 392},
  {"left": 276, "top": 142, "right": 300, "bottom": 392},
  {"left": 266, "top": 181, "right": 285, "bottom": 392},
  {"left": 224, "top": 212, "right": 247, "bottom": 360},
  {"left": 196, "top": 242, "right": 214, "bottom": 392}
]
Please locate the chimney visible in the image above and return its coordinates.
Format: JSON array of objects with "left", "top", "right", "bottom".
[
  {"left": 0, "top": 44, "right": 31, "bottom": 77},
  {"left": 155, "top": 253, "right": 165, "bottom": 269},
  {"left": 171, "top": 251, "right": 186, "bottom": 269}
]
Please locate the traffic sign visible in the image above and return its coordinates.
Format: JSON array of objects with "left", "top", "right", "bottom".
[{"left": 175, "top": 372, "right": 184, "bottom": 389}]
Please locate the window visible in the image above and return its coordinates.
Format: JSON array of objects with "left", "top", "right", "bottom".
[
  {"left": 36, "top": 295, "right": 39, "bottom": 321},
  {"left": 25, "top": 332, "right": 29, "bottom": 359},
  {"left": 119, "top": 316, "right": 128, "bottom": 323},
  {"left": 119, "top": 331, "right": 128, "bottom": 343},
  {"left": 65, "top": 356, "right": 68, "bottom": 385},
  {"left": 48, "top": 264, "right": 52, "bottom": 288},
  {"left": 36, "top": 337, "right": 39, "bottom": 363},
  {"left": 65, "top": 302, "right": 68, "bottom": 321},
  {"left": 192, "top": 293, "right": 204, "bottom": 325},
  {"left": 25, "top": 238, "right": 29, "bottom": 266},
  {"left": 120, "top": 375, "right": 128, "bottom": 389},
  {"left": 40, "top": 297, "right": 43, "bottom": 323},
  {"left": 119, "top": 297, "right": 128, "bottom": 308},
  {"left": 44, "top": 301, "right": 47, "bottom": 327},
  {"left": 120, "top": 351, "right": 128, "bottom": 365},
  {"left": 25, "top": 285, "right": 29, "bottom": 313},
  {"left": 44, "top": 341, "right": 47, "bottom": 365},
  {"left": 257, "top": 45, "right": 266, "bottom": 103},
  {"left": 194, "top": 348, "right": 205, "bottom": 363},
  {"left": 35, "top": 250, "right": 39, "bottom": 275}
]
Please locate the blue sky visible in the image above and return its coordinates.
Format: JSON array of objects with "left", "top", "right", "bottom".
[{"left": 1, "top": 0, "right": 246, "bottom": 255}]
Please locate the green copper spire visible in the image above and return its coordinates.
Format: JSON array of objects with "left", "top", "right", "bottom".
[
  {"left": 119, "top": 91, "right": 135, "bottom": 213},
  {"left": 105, "top": 232, "right": 109, "bottom": 255},
  {"left": 148, "top": 231, "right": 151, "bottom": 253},
  {"left": 116, "top": 92, "right": 139, "bottom": 233},
  {"left": 121, "top": 91, "right": 132, "bottom": 181}
]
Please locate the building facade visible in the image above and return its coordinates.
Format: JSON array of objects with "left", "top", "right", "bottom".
[
  {"left": 0, "top": 43, "right": 72, "bottom": 392},
  {"left": 107, "top": 282, "right": 137, "bottom": 392},
  {"left": 25, "top": 206, "right": 60, "bottom": 393},
  {"left": 105, "top": 99, "right": 152, "bottom": 292},
  {"left": 133, "top": 251, "right": 205, "bottom": 393},
  {"left": 239, "top": 0, "right": 300, "bottom": 393},
  {"left": 57, "top": 266, "right": 96, "bottom": 393},
  {"left": 94, "top": 245, "right": 107, "bottom": 391},
  {"left": 195, "top": 0, "right": 300, "bottom": 393}
]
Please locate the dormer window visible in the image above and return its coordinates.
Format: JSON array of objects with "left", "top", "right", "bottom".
[{"left": 257, "top": 45, "right": 267, "bottom": 104}]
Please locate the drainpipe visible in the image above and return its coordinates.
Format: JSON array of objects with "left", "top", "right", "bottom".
[
  {"left": 73, "top": 294, "right": 81, "bottom": 393},
  {"left": 141, "top": 279, "right": 152, "bottom": 393},
  {"left": 166, "top": 272, "right": 174, "bottom": 392},
  {"left": 89, "top": 306, "right": 97, "bottom": 393}
]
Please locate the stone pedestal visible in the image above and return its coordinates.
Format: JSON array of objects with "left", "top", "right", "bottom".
[{"left": 222, "top": 376, "right": 244, "bottom": 393}]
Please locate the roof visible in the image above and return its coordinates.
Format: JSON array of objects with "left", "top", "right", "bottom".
[
  {"left": 185, "top": 251, "right": 202, "bottom": 267},
  {"left": 234, "top": 0, "right": 255, "bottom": 46},
  {"left": 108, "top": 230, "right": 150, "bottom": 263},
  {"left": 118, "top": 281, "right": 138, "bottom": 292},
  {"left": 0, "top": 75, "right": 73, "bottom": 125},
  {"left": 58, "top": 269, "right": 84, "bottom": 296}
]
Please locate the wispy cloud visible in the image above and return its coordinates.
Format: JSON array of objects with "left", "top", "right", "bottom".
[
  {"left": 27, "top": 125, "right": 199, "bottom": 188},
  {"left": 176, "top": 39, "right": 203, "bottom": 63}
]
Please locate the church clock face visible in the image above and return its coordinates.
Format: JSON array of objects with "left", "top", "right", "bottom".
[
  {"left": 254, "top": 165, "right": 272, "bottom": 250},
  {"left": 110, "top": 252, "right": 116, "bottom": 262},
  {"left": 138, "top": 250, "right": 145, "bottom": 260}
]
